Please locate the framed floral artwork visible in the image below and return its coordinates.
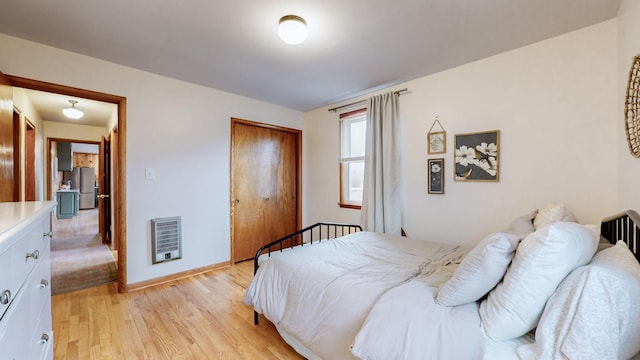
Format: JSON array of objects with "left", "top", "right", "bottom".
[
  {"left": 454, "top": 130, "right": 500, "bottom": 182},
  {"left": 428, "top": 158, "right": 444, "bottom": 194},
  {"left": 427, "top": 131, "right": 446, "bottom": 154}
]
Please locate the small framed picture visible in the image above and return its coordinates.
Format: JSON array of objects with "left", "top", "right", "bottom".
[
  {"left": 454, "top": 130, "right": 500, "bottom": 182},
  {"left": 427, "top": 131, "right": 446, "bottom": 154},
  {"left": 428, "top": 158, "right": 444, "bottom": 194}
]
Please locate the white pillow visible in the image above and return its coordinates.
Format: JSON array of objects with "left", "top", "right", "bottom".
[
  {"left": 436, "top": 232, "right": 520, "bottom": 306},
  {"left": 533, "top": 203, "right": 578, "bottom": 229},
  {"left": 517, "top": 241, "right": 640, "bottom": 359},
  {"left": 505, "top": 210, "right": 537, "bottom": 240},
  {"left": 479, "top": 222, "right": 598, "bottom": 341}
]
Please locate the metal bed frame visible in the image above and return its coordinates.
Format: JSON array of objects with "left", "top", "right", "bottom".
[
  {"left": 252, "top": 222, "right": 362, "bottom": 325},
  {"left": 601, "top": 210, "right": 640, "bottom": 262}
]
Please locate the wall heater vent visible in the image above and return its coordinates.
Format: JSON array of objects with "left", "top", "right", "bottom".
[{"left": 151, "top": 216, "right": 182, "bottom": 264}]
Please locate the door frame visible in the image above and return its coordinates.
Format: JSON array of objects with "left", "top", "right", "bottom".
[
  {"left": 12, "top": 108, "right": 21, "bottom": 201},
  {"left": 46, "top": 139, "right": 101, "bottom": 200},
  {"left": 7, "top": 74, "right": 129, "bottom": 293},
  {"left": 229, "top": 118, "right": 302, "bottom": 264},
  {"left": 99, "top": 135, "right": 112, "bottom": 245},
  {"left": 47, "top": 139, "right": 107, "bottom": 242},
  {"left": 24, "top": 118, "right": 36, "bottom": 201}
]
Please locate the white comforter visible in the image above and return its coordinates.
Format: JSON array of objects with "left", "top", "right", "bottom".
[
  {"left": 243, "top": 231, "right": 483, "bottom": 359},
  {"left": 351, "top": 264, "right": 484, "bottom": 360}
]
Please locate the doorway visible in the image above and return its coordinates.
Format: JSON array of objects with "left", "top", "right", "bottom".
[
  {"left": 6, "top": 74, "right": 128, "bottom": 293},
  {"left": 48, "top": 139, "right": 119, "bottom": 294},
  {"left": 230, "top": 118, "right": 302, "bottom": 263}
]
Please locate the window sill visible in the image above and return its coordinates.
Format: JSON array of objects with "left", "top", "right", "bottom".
[{"left": 338, "top": 203, "right": 362, "bottom": 210}]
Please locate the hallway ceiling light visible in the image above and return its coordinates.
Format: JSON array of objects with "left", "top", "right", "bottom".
[
  {"left": 278, "top": 15, "right": 308, "bottom": 45},
  {"left": 63, "top": 100, "right": 83, "bottom": 119}
]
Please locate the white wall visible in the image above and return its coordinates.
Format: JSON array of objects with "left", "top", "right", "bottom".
[
  {"left": 44, "top": 121, "right": 106, "bottom": 142},
  {"left": 105, "top": 107, "right": 118, "bottom": 136},
  {"left": 617, "top": 1, "right": 640, "bottom": 212},
  {"left": 72, "top": 143, "right": 99, "bottom": 154},
  {"left": 0, "top": 33, "right": 303, "bottom": 284},
  {"left": 304, "top": 20, "right": 618, "bottom": 246}
]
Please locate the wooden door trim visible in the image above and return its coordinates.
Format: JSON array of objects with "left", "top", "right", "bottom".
[
  {"left": 111, "top": 127, "right": 119, "bottom": 252},
  {"left": 25, "top": 118, "right": 36, "bottom": 201},
  {"left": 0, "top": 71, "right": 15, "bottom": 202},
  {"left": 8, "top": 74, "right": 129, "bottom": 294},
  {"left": 229, "top": 118, "right": 302, "bottom": 264},
  {"left": 12, "top": 108, "right": 21, "bottom": 201},
  {"left": 99, "top": 136, "right": 107, "bottom": 244}
]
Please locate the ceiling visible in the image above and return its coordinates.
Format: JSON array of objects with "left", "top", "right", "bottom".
[
  {"left": 0, "top": 0, "right": 621, "bottom": 118},
  {"left": 18, "top": 88, "right": 117, "bottom": 128}
]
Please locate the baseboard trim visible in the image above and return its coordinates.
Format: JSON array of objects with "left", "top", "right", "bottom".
[{"left": 127, "top": 261, "right": 231, "bottom": 291}]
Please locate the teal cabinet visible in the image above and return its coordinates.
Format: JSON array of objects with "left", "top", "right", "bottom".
[
  {"left": 56, "top": 191, "right": 79, "bottom": 219},
  {"left": 57, "top": 142, "right": 73, "bottom": 171}
]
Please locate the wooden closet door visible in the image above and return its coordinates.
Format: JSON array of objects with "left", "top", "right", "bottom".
[
  {"left": 231, "top": 120, "right": 300, "bottom": 262},
  {"left": 268, "top": 130, "right": 298, "bottom": 242}
]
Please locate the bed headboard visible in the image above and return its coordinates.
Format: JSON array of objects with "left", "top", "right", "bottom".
[{"left": 601, "top": 210, "right": 640, "bottom": 262}]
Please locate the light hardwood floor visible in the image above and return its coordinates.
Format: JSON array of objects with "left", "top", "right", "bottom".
[{"left": 52, "top": 261, "right": 304, "bottom": 359}]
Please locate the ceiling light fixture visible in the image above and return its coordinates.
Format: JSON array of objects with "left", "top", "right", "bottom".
[
  {"left": 278, "top": 15, "right": 308, "bottom": 45},
  {"left": 63, "top": 100, "right": 83, "bottom": 119}
]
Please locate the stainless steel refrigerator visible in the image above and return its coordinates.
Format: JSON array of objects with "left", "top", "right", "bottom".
[{"left": 70, "top": 167, "right": 96, "bottom": 209}]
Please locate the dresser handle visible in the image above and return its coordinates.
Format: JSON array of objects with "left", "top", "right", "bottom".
[
  {"left": 40, "top": 279, "right": 49, "bottom": 288},
  {"left": 43, "top": 231, "right": 53, "bottom": 238},
  {"left": 26, "top": 250, "right": 40, "bottom": 260},
  {"left": 0, "top": 290, "right": 10, "bottom": 305},
  {"left": 39, "top": 333, "right": 50, "bottom": 344}
]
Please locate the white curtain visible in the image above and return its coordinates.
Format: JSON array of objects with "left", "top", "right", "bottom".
[{"left": 360, "top": 92, "right": 403, "bottom": 235}]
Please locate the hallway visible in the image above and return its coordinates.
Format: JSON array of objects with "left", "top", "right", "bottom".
[{"left": 51, "top": 209, "right": 117, "bottom": 295}]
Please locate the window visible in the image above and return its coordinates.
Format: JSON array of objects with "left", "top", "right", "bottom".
[{"left": 339, "top": 109, "right": 366, "bottom": 208}]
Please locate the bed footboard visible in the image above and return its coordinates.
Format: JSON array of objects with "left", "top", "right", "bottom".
[
  {"left": 601, "top": 210, "right": 639, "bottom": 262},
  {"left": 252, "top": 222, "right": 362, "bottom": 325}
]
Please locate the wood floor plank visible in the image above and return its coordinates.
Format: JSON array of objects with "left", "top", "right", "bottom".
[{"left": 52, "top": 261, "right": 304, "bottom": 359}]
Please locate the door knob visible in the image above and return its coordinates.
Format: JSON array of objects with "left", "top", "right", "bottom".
[{"left": 97, "top": 194, "right": 110, "bottom": 199}]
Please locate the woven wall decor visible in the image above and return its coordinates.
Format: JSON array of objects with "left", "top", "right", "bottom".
[{"left": 625, "top": 55, "right": 640, "bottom": 158}]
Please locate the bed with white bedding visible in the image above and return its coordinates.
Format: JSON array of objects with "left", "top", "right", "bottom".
[{"left": 243, "top": 205, "right": 640, "bottom": 359}]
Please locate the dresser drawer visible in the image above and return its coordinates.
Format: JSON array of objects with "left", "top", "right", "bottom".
[
  {"left": 0, "top": 283, "right": 31, "bottom": 360},
  {"left": 29, "top": 329, "right": 54, "bottom": 360},
  {"left": 27, "top": 301, "right": 53, "bottom": 360},
  {"left": 12, "top": 215, "right": 51, "bottom": 292},
  {"left": 0, "top": 248, "right": 13, "bottom": 319},
  {"left": 29, "top": 243, "right": 51, "bottom": 324}
]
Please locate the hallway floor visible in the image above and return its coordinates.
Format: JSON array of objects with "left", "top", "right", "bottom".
[{"left": 51, "top": 209, "right": 117, "bottom": 295}]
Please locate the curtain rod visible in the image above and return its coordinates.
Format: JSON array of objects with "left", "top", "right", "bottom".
[{"left": 328, "top": 88, "right": 409, "bottom": 112}]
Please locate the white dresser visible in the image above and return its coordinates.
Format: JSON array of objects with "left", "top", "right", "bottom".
[{"left": 0, "top": 201, "right": 56, "bottom": 360}]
